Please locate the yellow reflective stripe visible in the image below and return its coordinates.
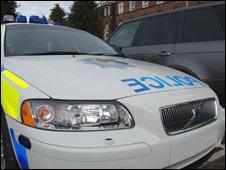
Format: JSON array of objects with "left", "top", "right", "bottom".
[
  {"left": 2, "top": 70, "right": 29, "bottom": 89},
  {"left": 1, "top": 78, "right": 20, "bottom": 120}
]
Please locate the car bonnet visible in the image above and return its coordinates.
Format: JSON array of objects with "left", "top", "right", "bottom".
[{"left": 3, "top": 55, "right": 207, "bottom": 100}]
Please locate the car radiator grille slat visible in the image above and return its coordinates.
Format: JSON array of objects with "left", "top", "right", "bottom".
[{"left": 160, "top": 98, "right": 217, "bottom": 135}]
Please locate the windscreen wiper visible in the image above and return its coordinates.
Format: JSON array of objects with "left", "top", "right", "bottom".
[
  {"left": 24, "top": 51, "right": 128, "bottom": 58},
  {"left": 24, "top": 51, "right": 84, "bottom": 56},
  {"left": 90, "top": 53, "right": 128, "bottom": 58}
]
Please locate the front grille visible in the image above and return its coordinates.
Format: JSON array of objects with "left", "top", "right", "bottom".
[{"left": 160, "top": 98, "right": 217, "bottom": 135}]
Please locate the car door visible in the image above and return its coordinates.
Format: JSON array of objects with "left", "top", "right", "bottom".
[
  {"left": 173, "top": 4, "right": 225, "bottom": 106},
  {"left": 126, "top": 12, "right": 180, "bottom": 66}
]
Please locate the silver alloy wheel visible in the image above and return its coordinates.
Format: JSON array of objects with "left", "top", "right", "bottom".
[{"left": 1, "top": 133, "right": 6, "bottom": 169}]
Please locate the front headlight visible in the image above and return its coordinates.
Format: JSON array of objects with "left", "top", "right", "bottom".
[{"left": 21, "top": 100, "right": 134, "bottom": 131}]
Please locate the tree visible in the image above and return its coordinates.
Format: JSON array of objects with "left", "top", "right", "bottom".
[
  {"left": 1, "top": 1, "right": 19, "bottom": 21},
  {"left": 68, "top": 1, "right": 101, "bottom": 37},
  {"left": 49, "top": 4, "right": 67, "bottom": 25}
]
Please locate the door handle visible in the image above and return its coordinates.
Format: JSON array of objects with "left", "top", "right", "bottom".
[{"left": 157, "top": 51, "right": 171, "bottom": 57}]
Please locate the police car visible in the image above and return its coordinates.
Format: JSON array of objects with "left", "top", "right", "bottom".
[{"left": 1, "top": 15, "right": 225, "bottom": 169}]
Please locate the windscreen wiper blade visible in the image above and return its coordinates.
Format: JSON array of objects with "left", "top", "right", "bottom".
[
  {"left": 24, "top": 51, "right": 128, "bottom": 58},
  {"left": 25, "top": 51, "right": 83, "bottom": 56},
  {"left": 91, "top": 53, "right": 128, "bottom": 58}
]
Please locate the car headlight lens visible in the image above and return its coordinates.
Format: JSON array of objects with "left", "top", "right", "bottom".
[
  {"left": 36, "top": 104, "right": 55, "bottom": 123},
  {"left": 21, "top": 100, "right": 134, "bottom": 131}
]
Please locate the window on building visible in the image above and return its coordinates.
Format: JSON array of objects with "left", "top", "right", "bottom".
[
  {"left": 118, "top": 2, "right": 124, "bottom": 14},
  {"left": 156, "top": 1, "right": 164, "bottom": 5},
  {"left": 182, "top": 6, "right": 225, "bottom": 42},
  {"left": 109, "top": 20, "right": 141, "bottom": 48},
  {"left": 142, "top": 1, "right": 149, "bottom": 8},
  {"left": 129, "top": 1, "right": 136, "bottom": 11},
  {"left": 107, "top": 6, "right": 111, "bottom": 16},
  {"left": 104, "top": 24, "right": 110, "bottom": 40},
  {"left": 104, "top": 7, "right": 107, "bottom": 17}
]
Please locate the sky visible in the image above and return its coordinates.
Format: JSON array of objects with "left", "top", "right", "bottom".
[{"left": 16, "top": 1, "right": 73, "bottom": 18}]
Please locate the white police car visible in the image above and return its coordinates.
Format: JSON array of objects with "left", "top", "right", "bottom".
[{"left": 1, "top": 16, "right": 225, "bottom": 169}]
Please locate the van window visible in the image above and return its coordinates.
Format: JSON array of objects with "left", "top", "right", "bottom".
[
  {"left": 213, "top": 5, "right": 225, "bottom": 30},
  {"left": 183, "top": 5, "right": 225, "bottom": 42},
  {"left": 108, "top": 20, "right": 141, "bottom": 48},
  {"left": 132, "top": 13, "right": 179, "bottom": 46}
]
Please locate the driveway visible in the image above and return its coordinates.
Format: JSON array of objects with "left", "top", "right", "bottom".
[{"left": 185, "top": 144, "right": 225, "bottom": 169}]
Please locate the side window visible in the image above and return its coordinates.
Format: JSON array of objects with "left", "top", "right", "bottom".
[
  {"left": 183, "top": 6, "right": 225, "bottom": 42},
  {"left": 163, "top": 12, "right": 180, "bottom": 44},
  {"left": 108, "top": 20, "right": 141, "bottom": 48},
  {"left": 213, "top": 5, "right": 225, "bottom": 30},
  {"left": 132, "top": 13, "right": 179, "bottom": 46}
]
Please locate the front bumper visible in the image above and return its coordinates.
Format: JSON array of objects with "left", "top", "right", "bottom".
[{"left": 6, "top": 88, "right": 225, "bottom": 169}]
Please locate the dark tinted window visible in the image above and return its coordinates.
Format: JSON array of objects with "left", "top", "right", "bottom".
[
  {"left": 132, "top": 13, "right": 179, "bottom": 46},
  {"left": 183, "top": 5, "right": 225, "bottom": 42},
  {"left": 213, "top": 5, "right": 225, "bottom": 30},
  {"left": 108, "top": 20, "right": 141, "bottom": 48}
]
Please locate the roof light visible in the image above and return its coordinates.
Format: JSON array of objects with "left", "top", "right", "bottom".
[
  {"left": 3, "top": 15, "right": 14, "bottom": 23},
  {"left": 3, "top": 14, "right": 52, "bottom": 25},
  {"left": 29, "top": 15, "right": 41, "bottom": 23},
  {"left": 16, "top": 15, "right": 27, "bottom": 23}
]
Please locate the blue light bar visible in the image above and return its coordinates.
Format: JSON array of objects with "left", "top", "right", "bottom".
[
  {"left": 16, "top": 15, "right": 27, "bottom": 23},
  {"left": 29, "top": 15, "right": 41, "bottom": 23}
]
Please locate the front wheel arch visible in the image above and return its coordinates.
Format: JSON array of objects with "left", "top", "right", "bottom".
[{"left": 170, "top": 65, "right": 201, "bottom": 80}]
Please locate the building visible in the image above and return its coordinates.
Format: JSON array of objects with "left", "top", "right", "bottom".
[
  {"left": 99, "top": 1, "right": 116, "bottom": 39},
  {"left": 99, "top": 1, "right": 218, "bottom": 39}
]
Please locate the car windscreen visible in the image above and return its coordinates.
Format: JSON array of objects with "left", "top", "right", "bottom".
[{"left": 5, "top": 24, "right": 118, "bottom": 57}]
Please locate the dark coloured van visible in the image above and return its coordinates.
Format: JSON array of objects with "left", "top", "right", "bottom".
[{"left": 108, "top": 2, "right": 225, "bottom": 106}]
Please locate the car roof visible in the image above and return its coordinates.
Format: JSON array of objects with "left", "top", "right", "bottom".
[
  {"left": 123, "top": 1, "right": 225, "bottom": 25},
  {"left": 2, "top": 23, "right": 86, "bottom": 33}
]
